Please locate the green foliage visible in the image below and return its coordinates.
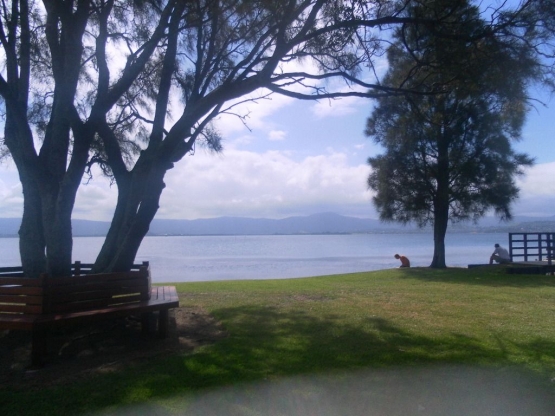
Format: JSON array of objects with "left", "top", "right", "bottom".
[{"left": 365, "top": 0, "right": 535, "bottom": 245}]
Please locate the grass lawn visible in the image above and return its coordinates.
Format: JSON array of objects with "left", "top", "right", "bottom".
[{"left": 2, "top": 267, "right": 555, "bottom": 415}]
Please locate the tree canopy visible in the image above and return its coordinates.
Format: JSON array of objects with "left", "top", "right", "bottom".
[
  {"left": 365, "top": 0, "right": 539, "bottom": 268},
  {"left": 0, "top": 0, "right": 552, "bottom": 276}
]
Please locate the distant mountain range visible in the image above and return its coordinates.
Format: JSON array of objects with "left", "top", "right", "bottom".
[{"left": 1, "top": 213, "right": 555, "bottom": 237}]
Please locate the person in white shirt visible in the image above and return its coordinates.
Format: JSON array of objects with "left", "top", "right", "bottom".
[{"left": 489, "top": 243, "right": 511, "bottom": 264}]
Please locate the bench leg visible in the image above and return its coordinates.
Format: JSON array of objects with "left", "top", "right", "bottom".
[
  {"left": 31, "top": 328, "right": 46, "bottom": 367},
  {"left": 141, "top": 313, "right": 151, "bottom": 335},
  {"left": 158, "top": 309, "right": 169, "bottom": 339}
]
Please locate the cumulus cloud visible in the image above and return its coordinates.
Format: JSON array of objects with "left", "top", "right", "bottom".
[
  {"left": 215, "top": 90, "right": 295, "bottom": 137},
  {"left": 73, "top": 178, "right": 118, "bottom": 221},
  {"left": 311, "top": 95, "right": 367, "bottom": 118},
  {"left": 512, "top": 162, "right": 555, "bottom": 217},
  {"left": 268, "top": 130, "right": 287, "bottom": 141},
  {"left": 158, "top": 148, "right": 373, "bottom": 219},
  {"left": 0, "top": 177, "right": 23, "bottom": 218},
  {"left": 517, "top": 162, "right": 555, "bottom": 197}
]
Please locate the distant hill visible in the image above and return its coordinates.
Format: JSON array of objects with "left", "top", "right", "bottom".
[
  {"left": 1, "top": 213, "right": 554, "bottom": 237},
  {"left": 147, "top": 213, "right": 416, "bottom": 236},
  {"left": 0, "top": 218, "right": 112, "bottom": 237}
]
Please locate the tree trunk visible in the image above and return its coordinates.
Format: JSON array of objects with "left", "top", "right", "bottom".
[
  {"left": 16, "top": 175, "right": 75, "bottom": 278},
  {"left": 41, "top": 191, "right": 74, "bottom": 277},
  {"left": 430, "top": 118, "right": 450, "bottom": 269},
  {"left": 19, "top": 179, "right": 46, "bottom": 278},
  {"left": 93, "top": 158, "right": 170, "bottom": 273},
  {"left": 430, "top": 205, "right": 448, "bottom": 268}
]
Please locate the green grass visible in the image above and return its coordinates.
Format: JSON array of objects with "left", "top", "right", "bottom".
[{"left": 2, "top": 267, "right": 555, "bottom": 415}]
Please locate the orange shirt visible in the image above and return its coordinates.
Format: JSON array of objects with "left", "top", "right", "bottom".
[{"left": 399, "top": 255, "right": 410, "bottom": 267}]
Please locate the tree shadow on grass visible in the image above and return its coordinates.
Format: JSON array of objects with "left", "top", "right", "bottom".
[
  {"left": 4, "top": 305, "right": 555, "bottom": 415},
  {"left": 396, "top": 266, "right": 555, "bottom": 288},
  {"left": 114, "top": 307, "right": 555, "bottom": 410}
]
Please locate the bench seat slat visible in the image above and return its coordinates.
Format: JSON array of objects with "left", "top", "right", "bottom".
[{"left": 153, "top": 286, "right": 179, "bottom": 303}]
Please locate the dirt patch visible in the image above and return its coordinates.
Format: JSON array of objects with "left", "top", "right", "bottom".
[{"left": 0, "top": 307, "right": 227, "bottom": 389}]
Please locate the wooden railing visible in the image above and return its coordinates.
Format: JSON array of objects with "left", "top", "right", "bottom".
[{"left": 509, "top": 232, "right": 555, "bottom": 264}]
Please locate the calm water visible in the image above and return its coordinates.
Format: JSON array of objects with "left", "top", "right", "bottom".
[{"left": 0, "top": 233, "right": 507, "bottom": 283}]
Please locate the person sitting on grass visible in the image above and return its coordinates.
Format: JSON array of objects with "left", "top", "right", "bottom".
[
  {"left": 489, "top": 243, "right": 511, "bottom": 264},
  {"left": 394, "top": 254, "right": 410, "bottom": 268}
]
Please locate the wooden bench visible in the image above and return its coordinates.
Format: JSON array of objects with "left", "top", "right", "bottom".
[{"left": 0, "top": 262, "right": 179, "bottom": 366}]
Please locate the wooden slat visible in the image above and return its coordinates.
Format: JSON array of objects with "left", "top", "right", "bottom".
[
  {"left": 0, "top": 293, "right": 43, "bottom": 305},
  {"left": 155, "top": 286, "right": 179, "bottom": 303},
  {"left": 45, "top": 279, "right": 149, "bottom": 294},
  {"left": 47, "top": 294, "right": 145, "bottom": 313},
  {"left": 149, "top": 286, "right": 179, "bottom": 306},
  {"left": 0, "top": 277, "right": 43, "bottom": 286},
  {"left": 0, "top": 303, "right": 43, "bottom": 314},
  {"left": 0, "top": 286, "right": 43, "bottom": 296},
  {"left": 46, "top": 272, "right": 147, "bottom": 287},
  {"left": 33, "top": 288, "right": 177, "bottom": 329},
  {"left": 48, "top": 287, "right": 147, "bottom": 304}
]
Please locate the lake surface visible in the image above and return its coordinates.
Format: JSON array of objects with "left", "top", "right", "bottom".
[{"left": 0, "top": 232, "right": 508, "bottom": 283}]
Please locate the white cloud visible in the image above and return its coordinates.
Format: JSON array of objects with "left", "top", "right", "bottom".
[
  {"left": 73, "top": 178, "right": 117, "bottom": 221},
  {"left": 2, "top": 156, "right": 555, "bottom": 222},
  {"left": 268, "top": 130, "right": 287, "bottom": 141},
  {"left": 517, "top": 162, "right": 555, "bottom": 197},
  {"left": 311, "top": 95, "right": 366, "bottom": 118},
  {"left": 215, "top": 90, "right": 295, "bottom": 136},
  {"left": 511, "top": 162, "right": 555, "bottom": 217},
  {"left": 158, "top": 148, "right": 373, "bottom": 219},
  {"left": 0, "top": 178, "right": 23, "bottom": 218}
]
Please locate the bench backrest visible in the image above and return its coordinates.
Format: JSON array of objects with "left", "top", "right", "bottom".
[
  {"left": 44, "top": 266, "right": 151, "bottom": 314},
  {"left": 0, "top": 264, "right": 151, "bottom": 316},
  {"left": 0, "top": 276, "right": 45, "bottom": 315}
]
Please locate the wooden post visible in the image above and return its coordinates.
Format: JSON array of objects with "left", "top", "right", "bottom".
[
  {"left": 74, "top": 261, "right": 81, "bottom": 276},
  {"left": 31, "top": 325, "right": 46, "bottom": 367},
  {"left": 158, "top": 309, "right": 169, "bottom": 339},
  {"left": 509, "top": 233, "right": 514, "bottom": 261},
  {"left": 140, "top": 263, "right": 152, "bottom": 300},
  {"left": 141, "top": 313, "right": 151, "bottom": 335}
]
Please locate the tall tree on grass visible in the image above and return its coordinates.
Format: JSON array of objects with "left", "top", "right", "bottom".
[{"left": 365, "top": 0, "right": 537, "bottom": 268}]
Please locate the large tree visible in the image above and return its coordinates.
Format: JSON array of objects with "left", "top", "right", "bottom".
[
  {"left": 0, "top": 0, "right": 426, "bottom": 277},
  {"left": 365, "top": 0, "right": 538, "bottom": 268},
  {"left": 0, "top": 0, "right": 550, "bottom": 276}
]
